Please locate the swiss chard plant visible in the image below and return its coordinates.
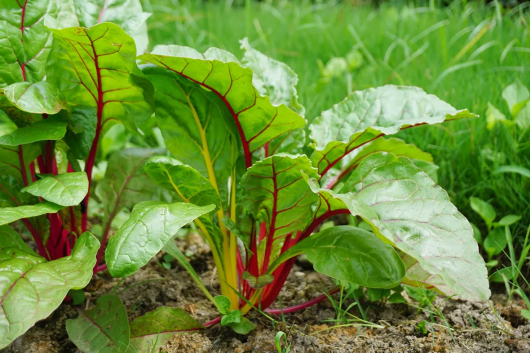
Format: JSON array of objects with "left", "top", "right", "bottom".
[{"left": 104, "top": 36, "right": 491, "bottom": 334}]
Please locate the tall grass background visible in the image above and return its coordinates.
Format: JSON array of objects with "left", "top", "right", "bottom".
[{"left": 141, "top": 0, "right": 529, "bottom": 243}]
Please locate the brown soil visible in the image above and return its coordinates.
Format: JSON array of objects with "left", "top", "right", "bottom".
[{"left": 4, "top": 234, "right": 530, "bottom": 353}]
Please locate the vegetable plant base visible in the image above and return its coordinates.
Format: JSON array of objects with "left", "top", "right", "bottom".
[{"left": 5, "top": 238, "right": 529, "bottom": 352}]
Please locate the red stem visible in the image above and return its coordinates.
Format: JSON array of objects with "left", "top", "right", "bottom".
[
  {"left": 19, "top": 0, "right": 28, "bottom": 81},
  {"left": 264, "top": 287, "right": 340, "bottom": 315}
]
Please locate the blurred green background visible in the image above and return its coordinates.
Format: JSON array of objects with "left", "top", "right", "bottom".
[{"left": 140, "top": 0, "right": 529, "bottom": 242}]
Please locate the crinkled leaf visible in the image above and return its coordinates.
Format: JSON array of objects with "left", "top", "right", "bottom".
[
  {"left": 142, "top": 65, "right": 237, "bottom": 209},
  {"left": 144, "top": 156, "right": 221, "bottom": 211},
  {"left": 0, "top": 0, "right": 77, "bottom": 86},
  {"left": 323, "top": 137, "right": 433, "bottom": 189},
  {"left": 46, "top": 22, "right": 154, "bottom": 135},
  {"left": 0, "top": 114, "right": 67, "bottom": 145},
  {"left": 242, "top": 154, "right": 319, "bottom": 240},
  {"left": 66, "top": 294, "right": 129, "bottom": 353},
  {"left": 21, "top": 172, "right": 88, "bottom": 206},
  {"left": 106, "top": 201, "right": 215, "bottom": 278},
  {"left": 240, "top": 38, "right": 304, "bottom": 115},
  {"left": 96, "top": 148, "right": 163, "bottom": 225},
  {"left": 127, "top": 306, "right": 203, "bottom": 352},
  {"left": 140, "top": 47, "right": 306, "bottom": 161},
  {"left": 69, "top": 0, "right": 151, "bottom": 55},
  {"left": 269, "top": 226, "right": 405, "bottom": 289},
  {"left": 0, "top": 201, "right": 63, "bottom": 226},
  {"left": 309, "top": 85, "right": 477, "bottom": 175},
  {"left": 2, "top": 82, "right": 67, "bottom": 114},
  {"left": 502, "top": 79, "right": 529, "bottom": 117},
  {"left": 0, "top": 232, "right": 99, "bottom": 348},
  {"left": 318, "top": 153, "right": 490, "bottom": 301},
  {"left": 267, "top": 128, "right": 306, "bottom": 156}
]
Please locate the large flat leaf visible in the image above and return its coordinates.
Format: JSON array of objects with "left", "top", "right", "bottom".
[
  {"left": 0, "top": 232, "right": 99, "bottom": 348},
  {"left": 309, "top": 85, "right": 476, "bottom": 175},
  {"left": 140, "top": 46, "right": 306, "bottom": 167},
  {"left": 66, "top": 294, "right": 130, "bottom": 353},
  {"left": 46, "top": 22, "right": 154, "bottom": 142},
  {"left": 127, "top": 306, "right": 203, "bottom": 352},
  {"left": 69, "top": 0, "right": 151, "bottom": 55},
  {"left": 106, "top": 201, "right": 215, "bottom": 278},
  {"left": 0, "top": 114, "right": 67, "bottom": 145},
  {"left": 0, "top": 201, "right": 63, "bottom": 226},
  {"left": 270, "top": 226, "right": 405, "bottom": 289},
  {"left": 240, "top": 38, "right": 304, "bottom": 116},
  {"left": 21, "top": 172, "right": 88, "bottom": 206},
  {"left": 0, "top": 0, "right": 78, "bottom": 86},
  {"left": 312, "top": 153, "right": 490, "bottom": 301},
  {"left": 2, "top": 82, "right": 67, "bottom": 114},
  {"left": 96, "top": 148, "right": 163, "bottom": 225},
  {"left": 242, "top": 154, "right": 319, "bottom": 240},
  {"left": 141, "top": 64, "right": 238, "bottom": 209}
]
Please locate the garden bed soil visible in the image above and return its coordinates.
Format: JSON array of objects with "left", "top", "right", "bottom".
[{"left": 6, "top": 234, "right": 530, "bottom": 353}]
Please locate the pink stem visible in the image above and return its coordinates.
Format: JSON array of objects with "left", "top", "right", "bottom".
[{"left": 264, "top": 287, "right": 340, "bottom": 315}]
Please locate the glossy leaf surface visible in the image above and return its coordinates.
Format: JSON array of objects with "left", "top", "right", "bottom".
[
  {"left": 0, "top": 201, "right": 63, "bottom": 226},
  {"left": 21, "top": 172, "right": 88, "bottom": 206},
  {"left": 0, "top": 232, "right": 99, "bottom": 348},
  {"left": 106, "top": 201, "right": 215, "bottom": 277},
  {"left": 0, "top": 114, "right": 67, "bottom": 145}
]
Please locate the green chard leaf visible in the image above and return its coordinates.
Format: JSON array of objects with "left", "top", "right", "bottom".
[
  {"left": 21, "top": 172, "right": 88, "bottom": 206},
  {"left": 0, "top": 201, "right": 63, "bottom": 226},
  {"left": 309, "top": 85, "right": 477, "bottom": 175},
  {"left": 46, "top": 22, "right": 154, "bottom": 158},
  {"left": 2, "top": 81, "right": 68, "bottom": 114},
  {"left": 0, "top": 0, "right": 78, "bottom": 86},
  {"left": 66, "top": 294, "right": 130, "bottom": 353},
  {"left": 242, "top": 154, "right": 319, "bottom": 251},
  {"left": 0, "top": 114, "right": 67, "bottom": 145},
  {"left": 96, "top": 148, "right": 163, "bottom": 226},
  {"left": 307, "top": 153, "right": 490, "bottom": 301},
  {"left": 106, "top": 201, "right": 215, "bottom": 278},
  {"left": 0, "top": 232, "right": 99, "bottom": 348},
  {"left": 0, "top": 224, "right": 38, "bottom": 256},
  {"left": 270, "top": 226, "right": 405, "bottom": 288},
  {"left": 68, "top": 0, "right": 151, "bottom": 55},
  {"left": 323, "top": 137, "right": 434, "bottom": 189},
  {"left": 140, "top": 45, "right": 306, "bottom": 167},
  {"left": 502, "top": 79, "right": 529, "bottom": 118},
  {"left": 127, "top": 307, "right": 204, "bottom": 352}
]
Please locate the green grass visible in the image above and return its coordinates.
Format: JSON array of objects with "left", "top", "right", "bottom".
[{"left": 141, "top": 0, "right": 529, "bottom": 241}]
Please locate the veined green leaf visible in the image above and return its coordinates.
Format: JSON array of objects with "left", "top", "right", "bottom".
[
  {"left": 0, "top": 0, "right": 78, "bottom": 86},
  {"left": 96, "top": 148, "right": 163, "bottom": 225},
  {"left": 0, "top": 232, "right": 99, "bottom": 348},
  {"left": 0, "top": 114, "right": 67, "bottom": 145},
  {"left": 106, "top": 201, "right": 215, "bottom": 278},
  {"left": 46, "top": 22, "right": 154, "bottom": 149},
  {"left": 142, "top": 65, "right": 237, "bottom": 209},
  {"left": 21, "top": 172, "right": 88, "bottom": 206},
  {"left": 309, "top": 85, "right": 477, "bottom": 175},
  {"left": 0, "top": 143, "right": 41, "bottom": 185},
  {"left": 242, "top": 154, "right": 319, "bottom": 240},
  {"left": 502, "top": 79, "right": 529, "bottom": 117},
  {"left": 469, "top": 197, "right": 496, "bottom": 229},
  {"left": 269, "top": 226, "right": 405, "bottom": 289},
  {"left": 318, "top": 153, "right": 490, "bottom": 301},
  {"left": 323, "top": 137, "right": 434, "bottom": 189},
  {"left": 68, "top": 0, "right": 151, "bottom": 55},
  {"left": 127, "top": 306, "right": 203, "bottom": 352},
  {"left": 2, "top": 82, "right": 67, "bottom": 114},
  {"left": 144, "top": 156, "right": 222, "bottom": 210},
  {"left": 240, "top": 37, "right": 305, "bottom": 116},
  {"left": 0, "top": 224, "right": 38, "bottom": 256},
  {"left": 0, "top": 201, "right": 63, "bottom": 226},
  {"left": 140, "top": 46, "right": 306, "bottom": 166},
  {"left": 66, "top": 294, "right": 129, "bottom": 353},
  {"left": 241, "top": 271, "right": 274, "bottom": 289}
]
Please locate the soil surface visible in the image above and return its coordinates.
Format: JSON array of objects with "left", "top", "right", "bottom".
[{"left": 5, "top": 234, "right": 530, "bottom": 353}]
